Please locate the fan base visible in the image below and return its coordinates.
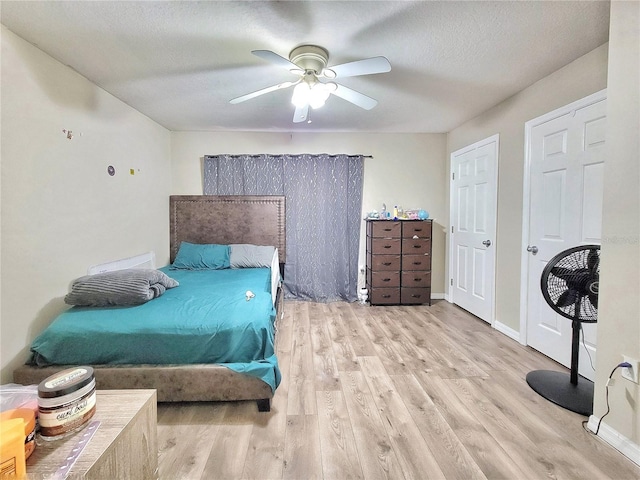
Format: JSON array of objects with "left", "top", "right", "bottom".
[
  {"left": 289, "top": 45, "right": 329, "bottom": 73},
  {"left": 526, "top": 370, "right": 594, "bottom": 416}
]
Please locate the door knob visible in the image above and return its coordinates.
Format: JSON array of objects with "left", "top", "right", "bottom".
[
  {"left": 482, "top": 240, "right": 492, "bottom": 247},
  {"left": 527, "top": 245, "right": 539, "bottom": 255}
]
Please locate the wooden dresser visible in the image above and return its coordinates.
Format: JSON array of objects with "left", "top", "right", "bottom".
[
  {"left": 366, "top": 219, "right": 432, "bottom": 305},
  {"left": 27, "top": 390, "right": 157, "bottom": 479}
]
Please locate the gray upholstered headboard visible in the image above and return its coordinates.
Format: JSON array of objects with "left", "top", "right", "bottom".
[{"left": 169, "top": 195, "right": 286, "bottom": 263}]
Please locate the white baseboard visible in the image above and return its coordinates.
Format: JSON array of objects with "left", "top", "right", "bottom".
[
  {"left": 431, "top": 293, "right": 445, "bottom": 301},
  {"left": 587, "top": 416, "right": 640, "bottom": 467},
  {"left": 493, "top": 320, "right": 521, "bottom": 342}
]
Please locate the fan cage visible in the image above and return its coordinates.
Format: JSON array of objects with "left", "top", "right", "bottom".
[{"left": 541, "top": 245, "right": 599, "bottom": 323}]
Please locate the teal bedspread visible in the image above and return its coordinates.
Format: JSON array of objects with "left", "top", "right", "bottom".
[{"left": 28, "top": 267, "right": 281, "bottom": 392}]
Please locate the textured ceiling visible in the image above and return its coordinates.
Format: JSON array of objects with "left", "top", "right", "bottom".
[{"left": 1, "top": 1, "right": 610, "bottom": 133}]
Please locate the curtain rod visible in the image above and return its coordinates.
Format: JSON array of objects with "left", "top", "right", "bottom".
[{"left": 205, "top": 154, "right": 373, "bottom": 159}]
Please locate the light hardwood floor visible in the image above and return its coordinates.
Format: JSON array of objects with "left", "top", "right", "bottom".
[{"left": 157, "top": 300, "right": 640, "bottom": 479}]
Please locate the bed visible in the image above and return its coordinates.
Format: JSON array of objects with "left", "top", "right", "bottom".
[{"left": 13, "top": 195, "right": 286, "bottom": 412}]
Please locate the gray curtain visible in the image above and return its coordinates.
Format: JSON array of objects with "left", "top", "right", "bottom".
[{"left": 204, "top": 154, "right": 364, "bottom": 302}]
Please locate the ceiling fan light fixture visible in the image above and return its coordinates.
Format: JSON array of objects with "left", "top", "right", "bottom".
[
  {"left": 322, "top": 68, "right": 337, "bottom": 79},
  {"left": 291, "top": 82, "right": 333, "bottom": 109},
  {"left": 309, "top": 86, "right": 331, "bottom": 109},
  {"left": 310, "top": 82, "right": 338, "bottom": 109},
  {"left": 291, "top": 82, "right": 311, "bottom": 108}
]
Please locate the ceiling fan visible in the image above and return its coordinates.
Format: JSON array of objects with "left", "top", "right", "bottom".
[{"left": 230, "top": 45, "right": 391, "bottom": 123}]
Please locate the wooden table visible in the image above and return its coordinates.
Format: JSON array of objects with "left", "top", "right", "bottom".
[{"left": 27, "top": 389, "right": 157, "bottom": 479}]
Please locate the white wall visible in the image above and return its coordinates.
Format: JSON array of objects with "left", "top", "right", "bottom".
[
  {"left": 447, "top": 9, "right": 639, "bottom": 456},
  {"left": 595, "top": 0, "right": 639, "bottom": 448},
  {"left": 171, "top": 131, "right": 447, "bottom": 293},
  {"left": 0, "top": 27, "right": 172, "bottom": 383},
  {"left": 447, "top": 43, "right": 609, "bottom": 331}
]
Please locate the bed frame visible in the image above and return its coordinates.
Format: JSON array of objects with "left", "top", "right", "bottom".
[{"left": 14, "top": 195, "right": 286, "bottom": 412}]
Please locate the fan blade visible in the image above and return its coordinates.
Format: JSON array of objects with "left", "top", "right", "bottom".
[
  {"left": 331, "top": 84, "right": 378, "bottom": 110},
  {"left": 230, "top": 81, "right": 296, "bottom": 104},
  {"left": 326, "top": 56, "right": 391, "bottom": 78},
  {"left": 550, "top": 267, "right": 576, "bottom": 281},
  {"left": 293, "top": 104, "right": 309, "bottom": 123},
  {"left": 587, "top": 248, "right": 599, "bottom": 273},
  {"left": 555, "top": 289, "right": 580, "bottom": 308},
  {"left": 252, "top": 50, "right": 302, "bottom": 73}
]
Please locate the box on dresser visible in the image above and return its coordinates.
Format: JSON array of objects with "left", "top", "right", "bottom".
[{"left": 366, "top": 219, "right": 432, "bottom": 305}]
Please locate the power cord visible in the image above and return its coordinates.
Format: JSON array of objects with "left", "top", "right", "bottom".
[
  {"left": 583, "top": 362, "right": 633, "bottom": 435},
  {"left": 579, "top": 323, "right": 596, "bottom": 371}
]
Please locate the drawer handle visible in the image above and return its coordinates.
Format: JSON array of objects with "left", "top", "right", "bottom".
[
  {"left": 382, "top": 294, "right": 391, "bottom": 298},
  {"left": 382, "top": 278, "right": 391, "bottom": 282},
  {"left": 384, "top": 245, "right": 392, "bottom": 249},
  {"left": 413, "top": 245, "right": 422, "bottom": 249},
  {"left": 382, "top": 262, "right": 392, "bottom": 266},
  {"left": 411, "top": 294, "right": 422, "bottom": 298},
  {"left": 412, "top": 261, "right": 422, "bottom": 266},
  {"left": 384, "top": 228, "right": 392, "bottom": 231},
  {"left": 414, "top": 277, "right": 422, "bottom": 282}
]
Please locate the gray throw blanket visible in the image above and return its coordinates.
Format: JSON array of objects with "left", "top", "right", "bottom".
[{"left": 64, "top": 269, "right": 179, "bottom": 307}]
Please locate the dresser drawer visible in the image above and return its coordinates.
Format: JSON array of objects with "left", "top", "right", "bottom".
[
  {"left": 401, "top": 271, "right": 431, "bottom": 288},
  {"left": 401, "top": 287, "right": 431, "bottom": 304},
  {"left": 370, "top": 270, "right": 400, "bottom": 287},
  {"left": 402, "top": 221, "right": 432, "bottom": 238},
  {"left": 369, "top": 255, "right": 401, "bottom": 271},
  {"left": 402, "top": 254, "right": 431, "bottom": 271},
  {"left": 402, "top": 238, "right": 430, "bottom": 255},
  {"left": 368, "top": 237, "right": 401, "bottom": 255},
  {"left": 370, "top": 288, "right": 400, "bottom": 305},
  {"left": 370, "top": 221, "right": 401, "bottom": 238}
]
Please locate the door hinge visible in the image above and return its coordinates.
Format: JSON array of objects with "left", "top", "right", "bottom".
[
  {"left": 450, "top": 278, "right": 453, "bottom": 286},
  {"left": 452, "top": 172, "right": 455, "bottom": 180},
  {"left": 451, "top": 226, "right": 454, "bottom": 234}
]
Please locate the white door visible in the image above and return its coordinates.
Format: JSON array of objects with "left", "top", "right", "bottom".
[
  {"left": 523, "top": 91, "right": 606, "bottom": 382},
  {"left": 450, "top": 135, "right": 498, "bottom": 323}
]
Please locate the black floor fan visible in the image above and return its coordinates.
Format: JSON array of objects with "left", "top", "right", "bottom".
[{"left": 526, "top": 244, "right": 599, "bottom": 416}]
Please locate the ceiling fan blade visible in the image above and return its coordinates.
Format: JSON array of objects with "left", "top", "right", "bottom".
[
  {"left": 331, "top": 84, "right": 378, "bottom": 110},
  {"left": 326, "top": 56, "right": 391, "bottom": 78},
  {"left": 293, "top": 104, "right": 309, "bottom": 123},
  {"left": 252, "top": 50, "right": 302, "bottom": 73},
  {"left": 229, "top": 81, "right": 296, "bottom": 104}
]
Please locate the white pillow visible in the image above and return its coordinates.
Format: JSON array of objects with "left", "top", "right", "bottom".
[{"left": 229, "top": 244, "right": 276, "bottom": 268}]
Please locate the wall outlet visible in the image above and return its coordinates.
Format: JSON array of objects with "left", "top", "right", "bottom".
[{"left": 621, "top": 356, "right": 639, "bottom": 383}]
